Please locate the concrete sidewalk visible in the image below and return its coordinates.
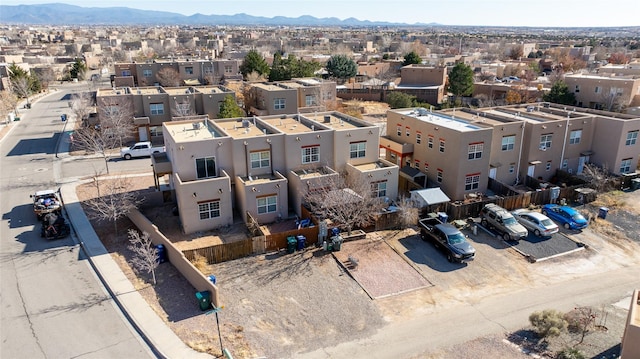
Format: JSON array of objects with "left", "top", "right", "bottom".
[{"left": 60, "top": 182, "right": 213, "bottom": 359}]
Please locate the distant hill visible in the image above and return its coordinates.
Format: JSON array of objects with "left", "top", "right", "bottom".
[{"left": 0, "top": 3, "right": 436, "bottom": 26}]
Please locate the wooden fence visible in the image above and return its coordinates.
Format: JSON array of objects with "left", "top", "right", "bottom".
[{"left": 182, "top": 239, "right": 254, "bottom": 264}]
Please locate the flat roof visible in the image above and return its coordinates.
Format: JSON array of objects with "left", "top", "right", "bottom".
[
  {"left": 252, "top": 83, "right": 289, "bottom": 91},
  {"left": 394, "top": 108, "right": 482, "bottom": 132},
  {"left": 215, "top": 118, "right": 274, "bottom": 139},
  {"left": 260, "top": 115, "right": 319, "bottom": 134},
  {"left": 352, "top": 161, "right": 393, "bottom": 171},
  {"left": 303, "top": 113, "right": 365, "bottom": 130},
  {"left": 164, "top": 120, "right": 225, "bottom": 142},
  {"left": 164, "top": 87, "right": 193, "bottom": 95},
  {"left": 194, "top": 86, "right": 228, "bottom": 94}
]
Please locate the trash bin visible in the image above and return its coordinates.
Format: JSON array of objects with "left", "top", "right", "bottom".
[
  {"left": 61, "top": 114, "right": 67, "bottom": 122},
  {"left": 598, "top": 207, "right": 609, "bottom": 219},
  {"left": 296, "top": 235, "right": 306, "bottom": 250},
  {"left": 208, "top": 275, "right": 217, "bottom": 285},
  {"left": 195, "top": 290, "right": 211, "bottom": 311},
  {"left": 287, "top": 236, "right": 297, "bottom": 254},
  {"left": 437, "top": 212, "right": 448, "bottom": 223},
  {"left": 331, "top": 236, "right": 343, "bottom": 252},
  {"left": 632, "top": 178, "right": 640, "bottom": 190},
  {"left": 155, "top": 244, "right": 166, "bottom": 263},
  {"left": 13, "top": 117, "right": 20, "bottom": 121}
]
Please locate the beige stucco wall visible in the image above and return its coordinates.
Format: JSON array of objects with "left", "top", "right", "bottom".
[
  {"left": 592, "top": 117, "right": 640, "bottom": 174},
  {"left": 235, "top": 172, "right": 288, "bottom": 224},
  {"left": 487, "top": 121, "right": 525, "bottom": 185},
  {"left": 621, "top": 289, "right": 640, "bottom": 359}
]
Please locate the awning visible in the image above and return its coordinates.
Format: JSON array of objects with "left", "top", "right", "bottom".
[
  {"left": 490, "top": 162, "right": 502, "bottom": 168},
  {"left": 410, "top": 188, "right": 451, "bottom": 206},
  {"left": 580, "top": 151, "right": 594, "bottom": 156},
  {"left": 529, "top": 160, "right": 542, "bottom": 165},
  {"left": 184, "top": 79, "right": 201, "bottom": 86}
]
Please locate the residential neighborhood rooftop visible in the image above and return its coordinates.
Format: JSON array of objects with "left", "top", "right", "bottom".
[
  {"left": 215, "top": 117, "right": 275, "bottom": 139},
  {"left": 396, "top": 108, "right": 483, "bottom": 132},
  {"left": 164, "top": 119, "right": 225, "bottom": 142}
]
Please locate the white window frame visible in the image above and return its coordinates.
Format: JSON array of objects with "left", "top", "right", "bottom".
[
  {"left": 437, "top": 169, "right": 443, "bottom": 183},
  {"left": 620, "top": 158, "right": 632, "bottom": 173},
  {"left": 349, "top": 142, "right": 366, "bottom": 159},
  {"left": 428, "top": 136, "right": 434, "bottom": 149},
  {"left": 257, "top": 195, "right": 277, "bottom": 214},
  {"left": 142, "top": 69, "right": 153, "bottom": 77},
  {"left": 224, "top": 65, "right": 233, "bottom": 74},
  {"left": 540, "top": 134, "right": 552, "bottom": 149},
  {"left": 424, "top": 163, "right": 429, "bottom": 172},
  {"left": 468, "top": 142, "right": 483, "bottom": 160},
  {"left": 569, "top": 129, "right": 582, "bottom": 145},
  {"left": 274, "top": 98, "right": 286, "bottom": 110},
  {"left": 626, "top": 131, "right": 638, "bottom": 146},
  {"left": 149, "top": 126, "right": 162, "bottom": 137},
  {"left": 396, "top": 125, "right": 402, "bottom": 136},
  {"left": 305, "top": 94, "right": 316, "bottom": 107},
  {"left": 371, "top": 181, "right": 387, "bottom": 198},
  {"left": 464, "top": 174, "right": 480, "bottom": 191},
  {"left": 198, "top": 200, "right": 220, "bottom": 220},
  {"left": 501, "top": 135, "right": 515, "bottom": 151},
  {"left": 185, "top": 66, "right": 194, "bottom": 75},
  {"left": 562, "top": 159, "right": 568, "bottom": 168},
  {"left": 546, "top": 161, "right": 552, "bottom": 171},
  {"left": 195, "top": 156, "right": 216, "bottom": 179},
  {"left": 509, "top": 163, "right": 515, "bottom": 173},
  {"left": 150, "top": 103, "right": 164, "bottom": 115},
  {"left": 405, "top": 127, "right": 410, "bottom": 137},
  {"left": 302, "top": 146, "right": 320, "bottom": 164},
  {"left": 250, "top": 150, "right": 271, "bottom": 169},
  {"left": 439, "top": 139, "right": 445, "bottom": 153},
  {"left": 416, "top": 133, "right": 422, "bottom": 144}
]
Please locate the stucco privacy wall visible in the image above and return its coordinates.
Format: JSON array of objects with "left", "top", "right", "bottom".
[{"left": 128, "top": 209, "right": 221, "bottom": 308}]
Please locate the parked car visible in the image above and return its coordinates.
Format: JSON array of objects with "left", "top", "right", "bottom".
[
  {"left": 418, "top": 218, "right": 475, "bottom": 263},
  {"left": 480, "top": 203, "right": 528, "bottom": 241},
  {"left": 511, "top": 209, "right": 559, "bottom": 237},
  {"left": 120, "top": 141, "right": 165, "bottom": 160},
  {"left": 30, "top": 189, "right": 62, "bottom": 220},
  {"left": 541, "top": 204, "right": 588, "bottom": 230}
]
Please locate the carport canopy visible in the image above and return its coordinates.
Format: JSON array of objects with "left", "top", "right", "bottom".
[{"left": 410, "top": 188, "right": 451, "bottom": 207}]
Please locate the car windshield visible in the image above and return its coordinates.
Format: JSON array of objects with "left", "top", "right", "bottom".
[
  {"left": 503, "top": 216, "right": 517, "bottom": 225},
  {"left": 448, "top": 233, "right": 466, "bottom": 245},
  {"left": 572, "top": 213, "right": 586, "bottom": 221},
  {"left": 541, "top": 219, "right": 554, "bottom": 226}
]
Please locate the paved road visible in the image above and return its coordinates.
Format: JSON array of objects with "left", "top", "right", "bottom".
[{"left": 0, "top": 85, "right": 154, "bottom": 358}]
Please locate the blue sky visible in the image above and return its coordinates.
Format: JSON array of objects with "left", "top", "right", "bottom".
[{"left": 3, "top": 0, "right": 639, "bottom": 27}]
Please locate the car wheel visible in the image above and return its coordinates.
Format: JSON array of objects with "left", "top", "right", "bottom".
[
  {"left": 534, "top": 229, "right": 541, "bottom": 237},
  {"left": 124, "top": 154, "right": 132, "bottom": 160},
  {"left": 481, "top": 218, "right": 488, "bottom": 227},
  {"left": 503, "top": 232, "right": 511, "bottom": 241},
  {"left": 446, "top": 254, "right": 453, "bottom": 263},
  {"left": 564, "top": 223, "right": 571, "bottom": 229}
]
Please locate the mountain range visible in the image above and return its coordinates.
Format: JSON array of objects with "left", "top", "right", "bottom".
[{"left": 0, "top": 3, "right": 433, "bottom": 26}]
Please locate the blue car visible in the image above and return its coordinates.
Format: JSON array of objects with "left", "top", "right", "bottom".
[{"left": 541, "top": 204, "right": 588, "bottom": 230}]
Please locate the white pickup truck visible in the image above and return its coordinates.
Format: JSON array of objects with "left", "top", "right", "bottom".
[{"left": 120, "top": 141, "right": 165, "bottom": 160}]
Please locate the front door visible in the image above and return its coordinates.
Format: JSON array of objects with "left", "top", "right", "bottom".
[
  {"left": 527, "top": 165, "right": 535, "bottom": 177},
  {"left": 489, "top": 167, "right": 497, "bottom": 179},
  {"left": 138, "top": 126, "right": 148, "bottom": 141},
  {"left": 577, "top": 156, "right": 587, "bottom": 174}
]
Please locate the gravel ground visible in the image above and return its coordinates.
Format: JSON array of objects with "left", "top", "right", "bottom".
[{"left": 77, "top": 178, "right": 640, "bottom": 359}]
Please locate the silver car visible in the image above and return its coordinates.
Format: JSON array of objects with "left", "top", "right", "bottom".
[{"left": 512, "top": 209, "right": 559, "bottom": 237}]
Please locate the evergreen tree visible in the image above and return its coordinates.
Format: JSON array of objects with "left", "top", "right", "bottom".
[
  {"left": 385, "top": 92, "right": 416, "bottom": 109},
  {"left": 70, "top": 58, "right": 87, "bottom": 80},
  {"left": 325, "top": 54, "right": 357, "bottom": 83},
  {"left": 402, "top": 51, "right": 422, "bottom": 66},
  {"left": 218, "top": 95, "right": 245, "bottom": 118},
  {"left": 447, "top": 62, "right": 475, "bottom": 99},
  {"left": 240, "top": 50, "right": 270, "bottom": 80},
  {"left": 543, "top": 81, "right": 576, "bottom": 105}
]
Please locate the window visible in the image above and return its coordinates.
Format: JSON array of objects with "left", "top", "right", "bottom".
[
  {"left": 546, "top": 161, "right": 552, "bottom": 171},
  {"left": 575, "top": 85, "right": 580, "bottom": 93},
  {"left": 175, "top": 102, "right": 190, "bottom": 114},
  {"left": 198, "top": 200, "right": 220, "bottom": 220},
  {"left": 203, "top": 66, "right": 214, "bottom": 75},
  {"left": 416, "top": 133, "right": 422, "bottom": 144},
  {"left": 302, "top": 145, "right": 319, "bottom": 163},
  {"left": 620, "top": 158, "right": 632, "bottom": 173},
  {"left": 562, "top": 159, "right": 568, "bottom": 168},
  {"left": 143, "top": 69, "right": 153, "bottom": 77},
  {"left": 185, "top": 66, "right": 193, "bottom": 75},
  {"left": 396, "top": 125, "right": 402, "bottom": 136},
  {"left": 257, "top": 195, "right": 277, "bottom": 214},
  {"left": 540, "top": 134, "right": 552, "bottom": 150},
  {"left": 195, "top": 157, "right": 216, "bottom": 179},
  {"left": 371, "top": 181, "right": 387, "bottom": 198},
  {"left": 349, "top": 142, "right": 366, "bottom": 159},
  {"left": 428, "top": 136, "right": 433, "bottom": 149},
  {"left": 305, "top": 95, "right": 316, "bottom": 107},
  {"left": 149, "top": 126, "right": 162, "bottom": 137},
  {"left": 465, "top": 173, "right": 480, "bottom": 191},
  {"left": 468, "top": 142, "right": 483, "bottom": 160},
  {"left": 406, "top": 127, "right": 410, "bottom": 137},
  {"left": 224, "top": 65, "right": 233, "bottom": 74},
  {"left": 626, "top": 130, "right": 638, "bottom": 146},
  {"left": 595, "top": 86, "right": 601, "bottom": 94},
  {"left": 424, "top": 163, "right": 429, "bottom": 172},
  {"left": 509, "top": 163, "right": 515, "bottom": 173},
  {"left": 250, "top": 150, "right": 270, "bottom": 169},
  {"left": 439, "top": 139, "right": 445, "bottom": 153},
  {"left": 437, "top": 169, "right": 443, "bottom": 183},
  {"left": 414, "top": 159, "right": 420, "bottom": 168},
  {"left": 501, "top": 135, "right": 515, "bottom": 151},
  {"left": 121, "top": 70, "right": 131, "bottom": 76},
  {"left": 569, "top": 130, "right": 582, "bottom": 144},
  {"left": 274, "top": 98, "right": 285, "bottom": 110},
  {"left": 150, "top": 103, "right": 164, "bottom": 115}
]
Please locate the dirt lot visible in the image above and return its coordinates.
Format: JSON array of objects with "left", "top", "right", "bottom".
[{"left": 77, "top": 176, "right": 640, "bottom": 359}]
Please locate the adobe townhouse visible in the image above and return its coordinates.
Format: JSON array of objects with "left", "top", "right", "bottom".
[
  {"left": 113, "top": 59, "right": 242, "bottom": 87},
  {"left": 564, "top": 73, "right": 640, "bottom": 111},
  {"left": 95, "top": 85, "right": 235, "bottom": 142},
  {"left": 382, "top": 103, "right": 640, "bottom": 201},
  {"left": 159, "top": 112, "right": 398, "bottom": 234},
  {"left": 248, "top": 78, "right": 337, "bottom": 116}
]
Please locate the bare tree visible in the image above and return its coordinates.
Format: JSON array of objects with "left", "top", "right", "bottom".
[
  {"left": 171, "top": 98, "right": 195, "bottom": 118},
  {"left": 84, "top": 176, "right": 143, "bottom": 235},
  {"left": 98, "top": 97, "right": 135, "bottom": 148},
  {"left": 127, "top": 229, "right": 159, "bottom": 285},
  {"left": 564, "top": 307, "right": 597, "bottom": 346},
  {"left": 11, "top": 76, "right": 32, "bottom": 107},
  {"left": 156, "top": 67, "right": 181, "bottom": 87},
  {"left": 580, "top": 163, "right": 614, "bottom": 193},
  {"left": 70, "top": 91, "right": 94, "bottom": 123},
  {"left": 0, "top": 90, "right": 19, "bottom": 121},
  {"left": 71, "top": 124, "right": 119, "bottom": 174},
  {"left": 394, "top": 196, "right": 419, "bottom": 228},
  {"left": 304, "top": 172, "right": 384, "bottom": 235},
  {"left": 599, "top": 91, "right": 624, "bottom": 112}
]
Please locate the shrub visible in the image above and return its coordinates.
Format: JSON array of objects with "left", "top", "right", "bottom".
[
  {"left": 557, "top": 347, "right": 585, "bottom": 359},
  {"left": 529, "top": 309, "right": 568, "bottom": 338}
]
